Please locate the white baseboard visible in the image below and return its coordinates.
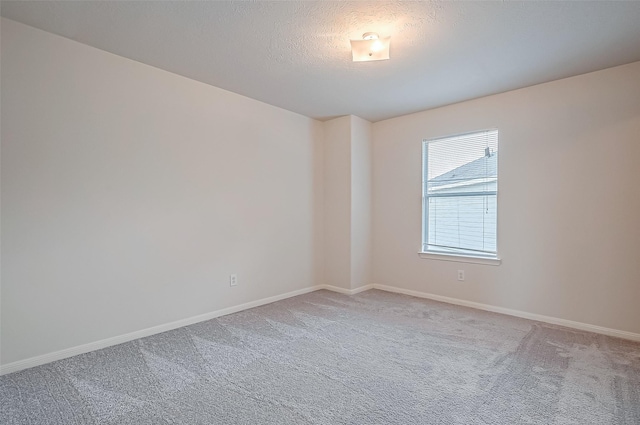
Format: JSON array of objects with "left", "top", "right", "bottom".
[
  {"left": 371, "top": 283, "right": 640, "bottom": 342},
  {"left": 322, "top": 284, "right": 374, "bottom": 295},
  {"left": 0, "top": 285, "right": 324, "bottom": 376},
  {"left": 3, "top": 282, "right": 638, "bottom": 375}
]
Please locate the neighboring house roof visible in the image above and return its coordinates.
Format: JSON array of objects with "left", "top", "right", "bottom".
[{"left": 429, "top": 151, "right": 498, "bottom": 191}]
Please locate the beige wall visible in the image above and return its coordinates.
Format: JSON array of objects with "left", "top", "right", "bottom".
[
  {"left": 372, "top": 61, "right": 640, "bottom": 334},
  {"left": 1, "top": 19, "right": 324, "bottom": 365},
  {"left": 322, "top": 115, "right": 372, "bottom": 291},
  {"left": 350, "top": 116, "right": 372, "bottom": 290},
  {"left": 322, "top": 116, "right": 351, "bottom": 289}
]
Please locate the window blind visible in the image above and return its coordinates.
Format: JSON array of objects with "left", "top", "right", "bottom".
[{"left": 422, "top": 129, "right": 498, "bottom": 257}]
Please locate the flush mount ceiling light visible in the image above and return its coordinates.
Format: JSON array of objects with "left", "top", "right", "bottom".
[{"left": 350, "top": 32, "right": 391, "bottom": 62}]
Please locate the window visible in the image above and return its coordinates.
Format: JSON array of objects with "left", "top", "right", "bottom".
[{"left": 422, "top": 129, "right": 498, "bottom": 260}]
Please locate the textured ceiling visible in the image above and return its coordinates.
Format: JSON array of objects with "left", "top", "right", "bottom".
[{"left": 2, "top": 1, "right": 640, "bottom": 122}]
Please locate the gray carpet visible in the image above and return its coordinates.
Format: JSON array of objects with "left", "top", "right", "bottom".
[{"left": 1, "top": 289, "right": 639, "bottom": 424}]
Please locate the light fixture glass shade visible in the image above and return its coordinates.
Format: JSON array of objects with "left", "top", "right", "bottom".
[{"left": 350, "top": 36, "right": 391, "bottom": 62}]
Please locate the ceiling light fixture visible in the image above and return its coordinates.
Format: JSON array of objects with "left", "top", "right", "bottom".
[{"left": 350, "top": 32, "right": 391, "bottom": 62}]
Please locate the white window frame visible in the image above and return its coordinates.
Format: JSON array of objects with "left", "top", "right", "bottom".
[{"left": 419, "top": 129, "right": 501, "bottom": 266}]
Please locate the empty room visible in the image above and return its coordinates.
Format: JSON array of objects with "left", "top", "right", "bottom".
[{"left": 1, "top": 1, "right": 639, "bottom": 424}]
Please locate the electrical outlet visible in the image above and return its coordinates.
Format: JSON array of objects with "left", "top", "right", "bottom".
[
  {"left": 229, "top": 274, "right": 237, "bottom": 287},
  {"left": 457, "top": 270, "right": 465, "bottom": 281}
]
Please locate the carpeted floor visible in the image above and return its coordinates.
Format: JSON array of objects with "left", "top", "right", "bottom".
[{"left": 1, "top": 289, "right": 639, "bottom": 424}]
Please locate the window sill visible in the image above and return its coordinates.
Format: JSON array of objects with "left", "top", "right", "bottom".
[{"left": 418, "top": 251, "right": 502, "bottom": 266}]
